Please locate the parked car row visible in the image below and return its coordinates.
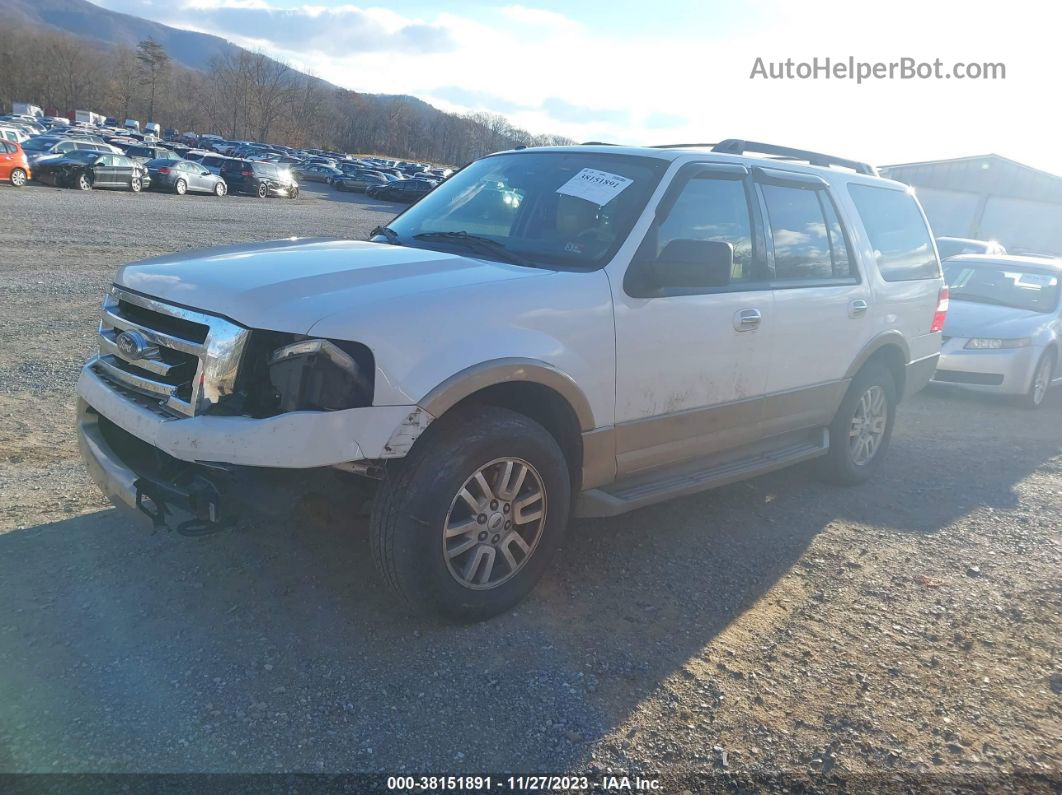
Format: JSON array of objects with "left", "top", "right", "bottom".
[{"left": 2, "top": 114, "right": 455, "bottom": 204}]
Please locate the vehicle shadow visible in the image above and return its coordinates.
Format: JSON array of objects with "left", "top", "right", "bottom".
[{"left": 0, "top": 391, "right": 1059, "bottom": 772}]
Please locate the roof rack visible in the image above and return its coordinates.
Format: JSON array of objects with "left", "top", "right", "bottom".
[
  {"left": 709, "top": 139, "right": 878, "bottom": 176},
  {"left": 650, "top": 143, "right": 721, "bottom": 149}
]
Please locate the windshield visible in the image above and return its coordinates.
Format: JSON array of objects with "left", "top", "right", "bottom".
[
  {"left": 945, "top": 262, "right": 1060, "bottom": 313},
  {"left": 385, "top": 151, "right": 667, "bottom": 269}
]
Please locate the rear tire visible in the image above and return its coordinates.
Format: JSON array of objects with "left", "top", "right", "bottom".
[
  {"left": 1021, "top": 350, "right": 1055, "bottom": 409},
  {"left": 370, "top": 406, "right": 571, "bottom": 622},
  {"left": 10, "top": 168, "right": 26, "bottom": 187},
  {"left": 257, "top": 183, "right": 268, "bottom": 199},
  {"left": 818, "top": 363, "right": 897, "bottom": 486},
  {"left": 174, "top": 179, "right": 187, "bottom": 195}
]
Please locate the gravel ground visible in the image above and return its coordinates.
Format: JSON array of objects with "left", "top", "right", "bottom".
[{"left": 0, "top": 182, "right": 1059, "bottom": 790}]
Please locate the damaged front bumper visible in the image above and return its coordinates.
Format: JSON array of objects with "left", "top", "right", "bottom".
[{"left": 75, "top": 360, "right": 433, "bottom": 533}]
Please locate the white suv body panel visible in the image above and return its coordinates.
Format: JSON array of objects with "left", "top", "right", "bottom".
[{"left": 77, "top": 144, "right": 944, "bottom": 526}]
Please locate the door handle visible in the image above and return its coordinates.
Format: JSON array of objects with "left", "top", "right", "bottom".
[
  {"left": 734, "top": 308, "right": 762, "bottom": 331},
  {"left": 848, "top": 298, "right": 869, "bottom": 318}
]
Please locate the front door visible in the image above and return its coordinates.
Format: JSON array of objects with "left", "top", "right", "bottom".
[{"left": 610, "top": 165, "right": 775, "bottom": 477}]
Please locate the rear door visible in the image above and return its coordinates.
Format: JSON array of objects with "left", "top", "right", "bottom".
[
  {"left": 92, "top": 154, "right": 116, "bottom": 186},
  {"left": 113, "top": 155, "right": 136, "bottom": 187},
  {"left": 754, "top": 169, "right": 871, "bottom": 435}
]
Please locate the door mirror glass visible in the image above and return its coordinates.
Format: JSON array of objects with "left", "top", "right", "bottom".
[{"left": 655, "top": 239, "right": 734, "bottom": 289}]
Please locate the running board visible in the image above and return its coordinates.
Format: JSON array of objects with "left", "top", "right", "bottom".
[{"left": 576, "top": 428, "right": 829, "bottom": 518}]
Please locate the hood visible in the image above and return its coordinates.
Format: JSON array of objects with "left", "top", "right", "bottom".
[
  {"left": 115, "top": 238, "right": 550, "bottom": 333},
  {"left": 943, "top": 298, "right": 1052, "bottom": 339}
]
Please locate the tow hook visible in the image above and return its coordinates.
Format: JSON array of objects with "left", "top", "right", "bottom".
[{"left": 134, "top": 476, "right": 234, "bottom": 536}]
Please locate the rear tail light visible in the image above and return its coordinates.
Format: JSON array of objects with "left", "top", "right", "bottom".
[
  {"left": 930, "top": 286, "right": 949, "bottom": 333},
  {"left": 241, "top": 170, "right": 253, "bottom": 177},
  {"left": 157, "top": 167, "right": 170, "bottom": 174}
]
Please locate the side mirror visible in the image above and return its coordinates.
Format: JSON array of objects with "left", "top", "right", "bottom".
[{"left": 653, "top": 239, "right": 734, "bottom": 290}]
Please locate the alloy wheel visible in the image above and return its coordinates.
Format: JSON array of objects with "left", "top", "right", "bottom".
[
  {"left": 11, "top": 168, "right": 26, "bottom": 187},
  {"left": 1032, "top": 356, "right": 1053, "bottom": 406},
  {"left": 442, "top": 457, "right": 547, "bottom": 590},
  {"left": 849, "top": 385, "right": 887, "bottom": 466}
]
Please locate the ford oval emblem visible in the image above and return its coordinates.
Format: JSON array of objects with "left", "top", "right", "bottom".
[{"left": 115, "top": 330, "right": 149, "bottom": 360}]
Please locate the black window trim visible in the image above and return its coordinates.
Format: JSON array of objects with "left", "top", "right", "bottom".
[{"left": 624, "top": 161, "right": 772, "bottom": 299}]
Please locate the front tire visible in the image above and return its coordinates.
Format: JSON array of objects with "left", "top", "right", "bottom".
[
  {"left": 370, "top": 406, "right": 571, "bottom": 622},
  {"left": 288, "top": 186, "right": 299, "bottom": 199},
  {"left": 10, "top": 168, "right": 26, "bottom": 187},
  {"left": 214, "top": 181, "right": 226, "bottom": 197},
  {"left": 818, "top": 363, "right": 897, "bottom": 485},
  {"left": 130, "top": 176, "right": 142, "bottom": 192},
  {"left": 1021, "top": 350, "right": 1055, "bottom": 409},
  {"left": 77, "top": 173, "right": 92, "bottom": 191}
]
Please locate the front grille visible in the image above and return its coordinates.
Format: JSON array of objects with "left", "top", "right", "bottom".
[
  {"left": 932, "top": 369, "right": 1005, "bottom": 386},
  {"left": 93, "top": 287, "right": 250, "bottom": 416}
]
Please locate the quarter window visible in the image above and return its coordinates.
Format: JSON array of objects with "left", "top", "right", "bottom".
[{"left": 848, "top": 184, "right": 940, "bottom": 281}]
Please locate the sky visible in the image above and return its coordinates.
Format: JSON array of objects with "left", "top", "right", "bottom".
[{"left": 94, "top": 0, "right": 1062, "bottom": 175}]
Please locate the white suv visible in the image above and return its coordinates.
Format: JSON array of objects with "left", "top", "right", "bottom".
[{"left": 76, "top": 140, "right": 946, "bottom": 620}]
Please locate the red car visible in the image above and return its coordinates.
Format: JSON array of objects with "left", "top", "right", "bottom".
[{"left": 0, "top": 139, "right": 30, "bottom": 187}]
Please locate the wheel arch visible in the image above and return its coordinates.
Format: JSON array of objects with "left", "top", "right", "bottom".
[
  {"left": 845, "top": 332, "right": 910, "bottom": 398},
  {"left": 417, "top": 359, "right": 596, "bottom": 493}
]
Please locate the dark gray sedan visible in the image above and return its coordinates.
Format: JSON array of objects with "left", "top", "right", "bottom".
[{"left": 144, "top": 158, "right": 227, "bottom": 196}]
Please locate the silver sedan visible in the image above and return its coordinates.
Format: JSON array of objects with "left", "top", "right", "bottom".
[
  {"left": 144, "top": 158, "right": 227, "bottom": 196},
  {"left": 933, "top": 255, "right": 1061, "bottom": 408}
]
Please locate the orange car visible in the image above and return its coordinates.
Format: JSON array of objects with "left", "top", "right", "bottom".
[{"left": 0, "top": 139, "right": 30, "bottom": 187}]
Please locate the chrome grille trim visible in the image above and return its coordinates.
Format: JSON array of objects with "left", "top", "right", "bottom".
[{"left": 94, "top": 286, "right": 250, "bottom": 417}]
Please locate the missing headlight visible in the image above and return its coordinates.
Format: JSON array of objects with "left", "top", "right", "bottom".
[{"left": 268, "top": 339, "right": 373, "bottom": 412}]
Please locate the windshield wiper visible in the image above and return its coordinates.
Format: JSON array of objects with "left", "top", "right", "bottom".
[
  {"left": 412, "top": 231, "right": 537, "bottom": 268},
  {"left": 370, "top": 225, "right": 400, "bottom": 244}
]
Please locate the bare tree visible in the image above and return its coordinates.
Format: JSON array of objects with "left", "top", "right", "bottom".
[{"left": 136, "top": 38, "right": 170, "bottom": 123}]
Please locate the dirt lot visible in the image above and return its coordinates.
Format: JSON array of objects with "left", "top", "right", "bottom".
[{"left": 0, "top": 182, "right": 1059, "bottom": 790}]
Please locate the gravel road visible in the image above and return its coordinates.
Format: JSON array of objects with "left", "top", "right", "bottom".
[{"left": 0, "top": 182, "right": 1059, "bottom": 789}]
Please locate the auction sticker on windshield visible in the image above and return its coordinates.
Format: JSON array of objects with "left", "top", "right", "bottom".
[{"left": 556, "top": 168, "right": 633, "bottom": 206}]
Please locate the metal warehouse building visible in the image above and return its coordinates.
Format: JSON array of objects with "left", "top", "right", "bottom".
[{"left": 879, "top": 155, "right": 1062, "bottom": 257}]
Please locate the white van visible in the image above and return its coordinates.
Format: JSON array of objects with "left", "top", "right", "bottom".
[
  {"left": 124, "top": 119, "right": 141, "bottom": 133},
  {"left": 144, "top": 122, "right": 161, "bottom": 137}
]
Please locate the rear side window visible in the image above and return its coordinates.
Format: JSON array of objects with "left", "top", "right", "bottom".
[
  {"left": 762, "top": 185, "right": 854, "bottom": 280},
  {"left": 0, "top": 141, "right": 12, "bottom": 153},
  {"left": 849, "top": 184, "right": 940, "bottom": 281}
]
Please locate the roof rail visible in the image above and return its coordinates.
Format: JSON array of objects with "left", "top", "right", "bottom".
[
  {"left": 650, "top": 143, "right": 721, "bottom": 149},
  {"left": 711, "top": 139, "right": 878, "bottom": 176},
  {"left": 579, "top": 141, "right": 619, "bottom": 146}
]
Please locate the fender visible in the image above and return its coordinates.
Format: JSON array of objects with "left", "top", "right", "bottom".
[{"left": 418, "top": 357, "right": 597, "bottom": 431}]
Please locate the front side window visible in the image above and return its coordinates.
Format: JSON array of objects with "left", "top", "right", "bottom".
[
  {"left": 762, "top": 185, "right": 853, "bottom": 280},
  {"left": 385, "top": 152, "right": 666, "bottom": 269},
  {"left": 849, "top": 183, "right": 940, "bottom": 281},
  {"left": 656, "top": 176, "right": 757, "bottom": 282}
]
